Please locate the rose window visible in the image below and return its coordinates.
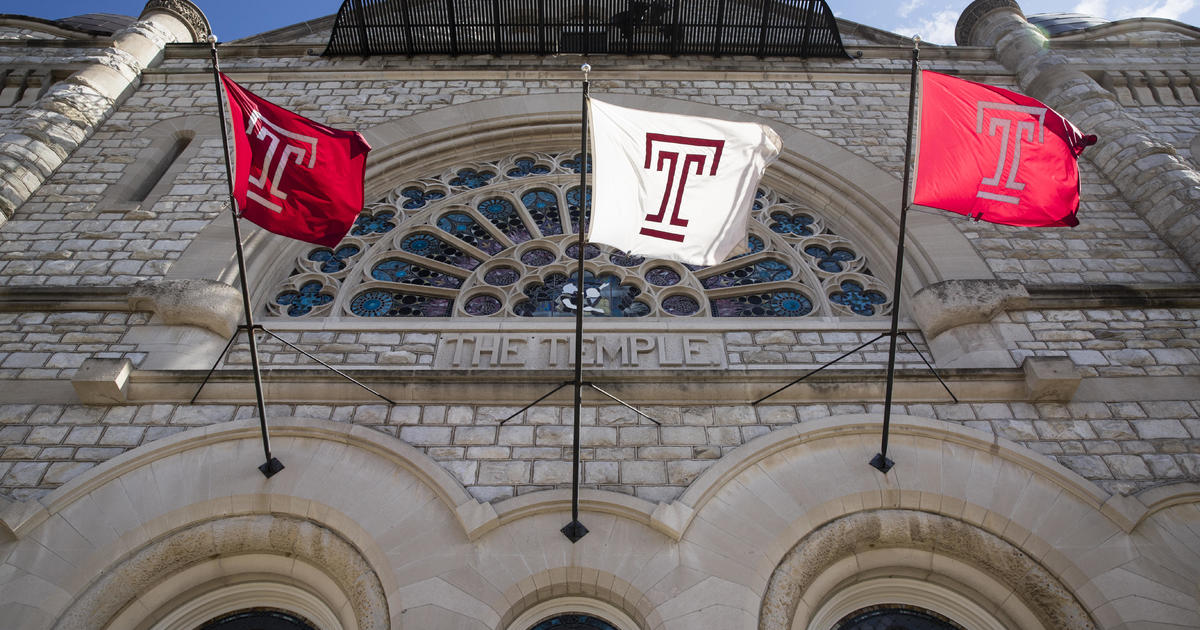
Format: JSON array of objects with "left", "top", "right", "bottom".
[{"left": 268, "top": 151, "right": 891, "bottom": 319}]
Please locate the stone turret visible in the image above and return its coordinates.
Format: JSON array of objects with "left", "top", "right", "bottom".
[
  {"left": 956, "top": 0, "right": 1200, "bottom": 273},
  {"left": 0, "top": 1, "right": 211, "bottom": 224}
]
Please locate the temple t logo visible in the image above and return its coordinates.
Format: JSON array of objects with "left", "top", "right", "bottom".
[
  {"left": 245, "top": 109, "right": 320, "bottom": 213},
  {"left": 975, "top": 101, "right": 1047, "bottom": 205},
  {"left": 639, "top": 133, "right": 726, "bottom": 242}
]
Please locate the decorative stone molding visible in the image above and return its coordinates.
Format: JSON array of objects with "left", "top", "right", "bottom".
[
  {"left": 954, "top": 0, "right": 1022, "bottom": 46},
  {"left": 759, "top": 509, "right": 1097, "bottom": 630},
  {"left": 909, "top": 279, "right": 1029, "bottom": 339},
  {"left": 0, "top": 3, "right": 202, "bottom": 225},
  {"left": 51, "top": 514, "right": 388, "bottom": 630},
  {"left": 71, "top": 358, "right": 133, "bottom": 404},
  {"left": 128, "top": 278, "right": 242, "bottom": 338},
  {"left": 1023, "top": 355, "right": 1082, "bottom": 401},
  {"left": 140, "top": 0, "right": 212, "bottom": 41},
  {"left": 497, "top": 574, "right": 655, "bottom": 630}
]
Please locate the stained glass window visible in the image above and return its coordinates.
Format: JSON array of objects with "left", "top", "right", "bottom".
[
  {"left": 514, "top": 271, "right": 649, "bottom": 318},
  {"left": 528, "top": 614, "right": 617, "bottom": 630},
  {"left": 268, "top": 151, "right": 889, "bottom": 319}
]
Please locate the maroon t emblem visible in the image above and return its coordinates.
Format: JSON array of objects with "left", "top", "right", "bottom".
[{"left": 639, "top": 133, "right": 725, "bottom": 242}]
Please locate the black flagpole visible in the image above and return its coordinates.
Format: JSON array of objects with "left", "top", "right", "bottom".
[
  {"left": 208, "top": 36, "right": 284, "bottom": 478},
  {"left": 562, "top": 63, "right": 592, "bottom": 544},
  {"left": 870, "top": 37, "right": 921, "bottom": 474}
]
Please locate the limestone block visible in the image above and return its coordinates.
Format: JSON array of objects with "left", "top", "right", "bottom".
[
  {"left": 910, "top": 279, "right": 1030, "bottom": 339},
  {"left": 128, "top": 278, "right": 242, "bottom": 338},
  {"left": 71, "top": 358, "right": 133, "bottom": 404},
  {"left": 1023, "top": 356, "right": 1082, "bottom": 402}
]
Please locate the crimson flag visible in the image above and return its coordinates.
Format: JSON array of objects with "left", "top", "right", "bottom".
[
  {"left": 220, "top": 74, "right": 370, "bottom": 247},
  {"left": 912, "top": 70, "right": 1096, "bottom": 227}
]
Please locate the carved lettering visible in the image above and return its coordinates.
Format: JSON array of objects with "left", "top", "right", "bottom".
[{"left": 436, "top": 333, "right": 725, "bottom": 369}]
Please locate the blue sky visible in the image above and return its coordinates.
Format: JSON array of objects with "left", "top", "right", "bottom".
[{"left": 5, "top": 1, "right": 1198, "bottom": 45}]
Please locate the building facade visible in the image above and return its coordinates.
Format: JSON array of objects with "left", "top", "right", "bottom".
[{"left": 1, "top": 0, "right": 1199, "bottom": 628}]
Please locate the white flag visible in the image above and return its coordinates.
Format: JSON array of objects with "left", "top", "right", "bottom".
[{"left": 587, "top": 97, "right": 782, "bottom": 266}]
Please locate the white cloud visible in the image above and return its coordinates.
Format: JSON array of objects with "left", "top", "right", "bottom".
[
  {"left": 1073, "top": 0, "right": 1109, "bottom": 15},
  {"left": 898, "top": 0, "right": 925, "bottom": 19},
  {"left": 1075, "top": 0, "right": 1195, "bottom": 19},
  {"left": 1112, "top": 0, "right": 1196, "bottom": 20},
  {"left": 892, "top": 9, "right": 959, "bottom": 45}
]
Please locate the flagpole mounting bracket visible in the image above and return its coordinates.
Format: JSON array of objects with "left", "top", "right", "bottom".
[
  {"left": 258, "top": 457, "right": 285, "bottom": 478},
  {"left": 561, "top": 519, "right": 589, "bottom": 543},
  {"left": 869, "top": 453, "right": 894, "bottom": 474}
]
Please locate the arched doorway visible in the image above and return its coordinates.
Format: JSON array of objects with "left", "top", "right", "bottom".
[{"left": 197, "top": 610, "right": 318, "bottom": 630}]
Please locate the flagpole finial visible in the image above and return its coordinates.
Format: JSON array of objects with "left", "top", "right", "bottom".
[
  {"left": 581, "top": 63, "right": 591, "bottom": 77},
  {"left": 912, "top": 35, "right": 921, "bottom": 49}
]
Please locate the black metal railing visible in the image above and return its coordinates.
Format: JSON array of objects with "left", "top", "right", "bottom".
[{"left": 325, "top": 0, "right": 849, "bottom": 58}]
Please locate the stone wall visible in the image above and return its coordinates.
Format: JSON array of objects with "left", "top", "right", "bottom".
[
  {"left": 3, "top": 398, "right": 1197, "bottom": 503},
  {"left": 0, "top": 311, "right": 150, "bottom": 379},
  {"left": 1001, "top": 308, "right": 1200, "bottom": 377},
  {"left": 4, "top": 63, "right": 1196, "bottom": 289}
]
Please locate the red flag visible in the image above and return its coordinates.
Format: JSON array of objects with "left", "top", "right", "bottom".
[
  {"left": 220, "top": 73, "right": 370, "bottom": 246},
  {"left": 912, "top": 70, "right": 1096, "bottom": 227}
]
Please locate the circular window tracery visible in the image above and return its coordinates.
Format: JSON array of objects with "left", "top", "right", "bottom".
[{"left": 268, "top": 150, "right": 891, "bottom": 319}]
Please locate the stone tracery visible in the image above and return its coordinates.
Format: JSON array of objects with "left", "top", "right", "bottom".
[{"left": 270, "top": 151, "right": 891, "bottom": 320}]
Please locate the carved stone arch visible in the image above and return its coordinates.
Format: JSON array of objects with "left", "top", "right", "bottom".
[
  {"left": 51, "top": 513, "right": 388, "bottom": 630},
  {"left": 497, "top": 567, "right": 658, "bottom": 630},
  {"left": 172, "top": 92, "right": 988, "bottom": 310},
  {"left": 758, "top": 509, "right": 1097, "bottom": 630}
]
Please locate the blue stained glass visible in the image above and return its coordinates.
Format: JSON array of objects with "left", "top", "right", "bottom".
[
  {"left": 307, "top": 245, "right": 360, "bottom": 273},
  {"left": 350, "top": 290, "right": 392, "bottom": 316},
  {"left": 521, "top": 189, "right": 562, "bottom": 236},
  {"left": 477, "top": 197, "right": 531, "bottom": 243},
  {"left": 449, "top": 168, "right": 496, "bottom": 189},
  {"left": 520, "top": 248, "right": 556, "bottom": 266},
  {"left": 831, "top": 280, "right": 888, "bottom": 316},
  {"left": 663, "top": 294, "right": 700, "bottom": 315},
  {"left": 465, "top": 294, "right": 503, "bottom": 316},
  {"left": 769, "top": 211, "right": 815, "bottom": 236},
  {"left": 701, "top": 259, "right": 792, "bottom": 289},
  {"left": 836, "top": 605, "right": 966, "bottom": 630},
  {"left": 565, "top": 186, "right": 591, "bottom": 233},
  {"left": 514, "top": 271, "right": 647, "bottom": 318},
  {"left": 729, "top": 234, "right": 767, "bottom": 261},
  {"left": 645, "top": 266, "right": 681, "bottom": 286},
  {"left": 530, "top": 614, "right": 617, "bottom": 630},
  {"left": 437, "top": 212, "right": 504, "bottom": 255},
  {"left": 564, "top": 243, "right": 601, "bottom": 260},
  {"left": 609, "top": 252, "right": 645, "bottom": 267},
  {"left": 351, "top": 211, "right": 396, "bottom": 236},
  {"left": 753, "top": 188, "right": 766, "bottom": 211},
  {"left": 484, "top": 266, "right": 520, "bottom": 285},
  {"left": 350, "top": 290, "right": 452, "bottom": 317},
  {"left": 507, "top": 157, "right": 551, "bottom": 178},
  {"left": 400, "top": 186, "right": 445, "bottom": 209},
  {"left": 275, "top": 281, "right": 333, "bottom": 317},
  {"left": 804, "top": 245, "right": 856, "bottom": 272},
  {"left": 400, "top": 233, "right": 481, "bottom": 270},
  {"left": 370, "top": 259, "right": 462, "bottom": 288},
  {"left": 561, "top": 153, "right": 592, "bottom": 173},
  {"left": 711, "top": 290, "right": 813, "bottom": 317}
]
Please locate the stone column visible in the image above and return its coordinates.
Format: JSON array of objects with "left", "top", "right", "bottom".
[
  {"left": 956, "top": 0, "right": 1200, "bottom": 273},
  {"left": 0, "top": 1, "right": 211, "bottom": 224}
]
